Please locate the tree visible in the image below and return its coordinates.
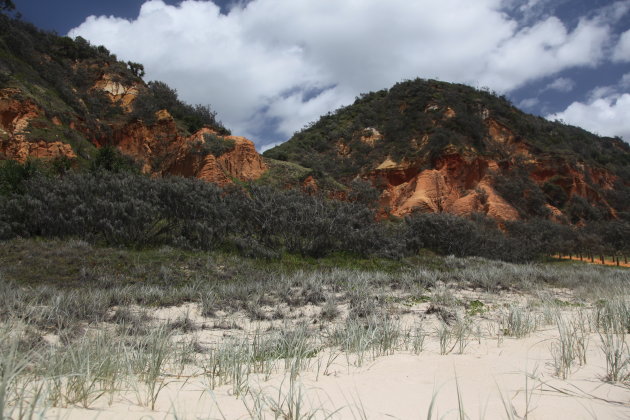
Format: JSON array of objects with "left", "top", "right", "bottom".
[
  {"left": 127, "top": 61, "right": 145, "bottom": 78},
  {"left": 1, "top": 1, "right": 15, "bottom": 11}
]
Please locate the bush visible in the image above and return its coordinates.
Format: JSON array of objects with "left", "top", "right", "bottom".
[
  {"left": 196, "top": 134, "right": 235, "bottom": 157},
  {"left": 404, "top": 212, "right": 535, "bottom": 262},
  {"left": 0, "top": 159, "right": 41, "bottom": 195},
  {"left": 89, "top": 146, "right": 140, "bottom": 173},
  {"left": 132, "top": 81, "right": 230, "bottom": 134}
]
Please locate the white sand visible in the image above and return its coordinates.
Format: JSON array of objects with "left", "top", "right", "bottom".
[{"left": 43, "top": 321, "right": 629, "bottom": 420}]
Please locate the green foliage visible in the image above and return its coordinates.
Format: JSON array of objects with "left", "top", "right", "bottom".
[
  {"left": 196, "top": 133, "right": 235, "bottom": 157},
  {"left": 0, "top": 171, "right": 388, "bottom": 257},
  {"left": 264, "top": 78, "right": 630, "bottom": 220},
  {"left": 256, "top": 158, "right": 313, "bottom": 189},
  {"left": 0, "top": 165, "right": 628, "bottom": 260},
  {"left": 542, "top": 180, "right": 569, "bottom": 209},
  {"left": 127, "top": 61, "right": 145, "bottom": 78},
  {"left": 89, "top": 146, "right": 140, "bottom": 173},
  {"left": 0, "top": 159, "right": 40, "bottom": 195},
  {"left": 0, "top": 13, "right": 231, "bottom": 156},
  {"left": 492, "top": 165, "right": 550, "bottom": 219},
  {"left": 132, "top": 81, "right": 230, "bottom": 134},
  {"left": 348, "top": 178, "right": 380, "bottom": 208},
  {"left": 565, "top": 196, "right": 606, "bottom": 224},
  {"left": 404, "top": 212, "right": 529, "bottom": 262}
]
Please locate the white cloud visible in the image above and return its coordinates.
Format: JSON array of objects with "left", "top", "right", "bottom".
[
  {"left": 547, "top": 83, "right": 630, "bottom": 141},
  {"left": 613, "top": 29, "right": 630, "bottom": 62},
  {"left": 518, "top": 97, "right": 540, "bottom": 109},
  {"left": 542, "top": 77, "right": 575, "bottom": 92},
  {"left": 258, "top": 141, "right": 283, "bottom": 153},
  {"left": 69, "top": 0, "right": 622, "bottom": 146}
]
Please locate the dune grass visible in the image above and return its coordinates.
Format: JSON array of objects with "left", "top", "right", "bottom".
[{"left": 0, "top": 238, "right": 629, "bottom": 417}]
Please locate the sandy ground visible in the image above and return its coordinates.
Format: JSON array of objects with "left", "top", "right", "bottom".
[{"left": 41, "top": 306, "right": 629, "bottom": 420}]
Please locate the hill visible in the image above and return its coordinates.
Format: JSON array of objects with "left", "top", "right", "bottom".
[
  {"left": 264, "top": 79, "right": 630, "bottom": 223},
  {"left": 0, "top": 12, "right": 266, "bottom": 184}
]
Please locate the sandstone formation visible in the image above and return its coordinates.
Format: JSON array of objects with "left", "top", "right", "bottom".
[
  {"left": 372, "top": 154, "right": 519, "bottom": 221},
  {"left": 358, "top": 114, "right": 619, "bottom": 221},
  {"left": 110, "top": 112, "right": 267, "bottom": 185},
  {"left": 0, "top": 82, "right": 267, "bottom": 186},
  {"left": 0, "top": 89, "right": 77, "bottom": 161},
  {"left": 92, "top": 73, "right": 141, "bottom": 112}
]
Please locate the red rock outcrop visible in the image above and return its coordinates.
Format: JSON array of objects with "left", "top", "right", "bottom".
[
  {"left": 1, "top": 140, "right": 76, "bottom": 162},
  {"left": 372, "top": 154, "right": 520, "bottom": 221},
  {"left": 109, "top": 111, "right": 267, "bottom": 185},
  {"left": 0, "top": 89, "right": 77, "bottom": 161}
]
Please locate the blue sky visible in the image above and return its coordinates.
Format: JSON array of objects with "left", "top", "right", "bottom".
[{"left": 13, "top": 0, "right": 630, "bottom": 149}]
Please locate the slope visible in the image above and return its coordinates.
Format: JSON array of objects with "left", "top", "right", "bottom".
[
  {"left": 0, "top": 13, "right": 266, "bottom": 184},
  {"left": 264, "top": 79, "right": 630, "bottom": 223}
]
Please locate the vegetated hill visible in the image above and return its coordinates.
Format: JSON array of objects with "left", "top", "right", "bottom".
[
  {"left": 264, "top": 79, "right": 630, "bottom": 223},
  {"left": 0, "top": 12, "right": 266, "bottom": 184}
]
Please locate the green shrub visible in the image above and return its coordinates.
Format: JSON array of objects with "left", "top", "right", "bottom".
[
  {"left": 89, "top": 146, "right": 140, "bottom": 173},
  {"left": 0, "top": 159, "right": 41, "bottom": 195},
  {"left": 197, "top": 134, "right": 235, "bottom": 157}
]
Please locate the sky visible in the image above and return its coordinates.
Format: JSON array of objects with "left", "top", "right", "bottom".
[{"left": 13, "top": 0, "right": 630, "bottom": 150}]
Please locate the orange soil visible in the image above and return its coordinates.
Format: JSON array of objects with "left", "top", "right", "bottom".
[{"left": 554, "top": 254, "right": 630, "bottom": 268}]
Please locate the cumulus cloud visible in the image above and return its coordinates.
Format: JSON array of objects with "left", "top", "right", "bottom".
[
  {"left": 518, "top": 97, "right": 540, "bottom": 109},
  {"left": 547, "top": 76, "right": 630, "bottom": 140},
  {"left": 69, "top": 0, "right": 623, "bottom": 146},
  {"left": 613, "top": 29, "right": 630, "bottom": 62},
  {"left": 542, "top": 77, "right": 575, "bottom": 93}
]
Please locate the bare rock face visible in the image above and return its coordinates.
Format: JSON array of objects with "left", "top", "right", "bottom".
[
  {"left": 92, "top": 73, "right": 141, "bottom": 112},
  {"left": 373, "top": 154, "right": 520, "bottom": 221},
  {"left": 110, "top": 115, "right": 267, "bottom": 185},
  {"left": 0, "top": 83, "right": 267, "bottom": 186},
  {"left": 0, "top": 89, "right": 77, "bottom": 161},
  {"left": 363, "top": 124, "right": 620, "bottom": 221},
  {"left": 1, "top": 139, "right": 77, "bottom": 162}
]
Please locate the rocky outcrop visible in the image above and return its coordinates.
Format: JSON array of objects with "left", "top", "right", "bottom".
[
  {"left": 359, "top": 128, "right": 382, "bottom": 146},
  {"left": 110, "top": 111, "right": 267, "bottom": 185},
  {"left": 1, "top": 139, "right": 76, "bottom": 162},
  {"left": 372, "top": 154, "right": 520, "bottom": 221},
  {"left": 0, "top": 89, "right": 77, "bottom": 161},
  {"left": 0, "top": 89, "right": 40, "bottom": 137},
  {"left": 92, "top": 73, "right": 141, "bottom": 112}
]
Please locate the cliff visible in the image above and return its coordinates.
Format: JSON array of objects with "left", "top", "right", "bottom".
[
  {"left": 265, "top": 79, "right": 630, "bottom": 223},
  {"left": 0, "top": 14, "right": 266, "bottom": 185}
]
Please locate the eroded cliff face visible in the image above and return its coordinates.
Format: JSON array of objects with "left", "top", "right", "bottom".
[
  {"left": 0, "top": 83, "right": 267, "bottom": 186},
  {"left": 361, "top": 115, "right": 619, "bottom": 221},
  {"left": 110, "top": 112, "right": 267, "bottom": 185},
  {"left": 372, "top": 154, "right": 520, "bottom": 221},
  {"left": 92, "top": 73, "right": 141, "bottom": 112},
  {"left": 0, "top": 88, "right": 76, "bottom": 161},
  {"left": 94, "top": 74, "right": 267, "bottom": 185}
]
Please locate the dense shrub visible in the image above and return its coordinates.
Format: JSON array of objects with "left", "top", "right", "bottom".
[
  {"left": 0, "top": 165, "right": 628, "bottom": 261},
  {"left": 0, "top": 172, "right": 384, "bottom": 257},
  {"left": 0, "top": 172, "right": 232, "bottom": 248},
  {"left": 0, "top": 159, "right": 41, "bottom": 195},
  {"left": 236, "top": 186, "right": 388, "bottom": 258},
  {"left": 196, "top": 134, "right": 235, "bottom": 157},
  {"left": 132, "top": 81, "right": 230, "bottom": 134},
  {"left": 89, "top": 146, "right": 140, "bottom": 173},
  {"left": 404, "top": 212, "right": 529, "bottom": 262}
]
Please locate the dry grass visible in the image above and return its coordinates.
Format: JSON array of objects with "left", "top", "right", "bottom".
[{"left": 1, "top": 239, "right": 629, "bottom": 418}]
